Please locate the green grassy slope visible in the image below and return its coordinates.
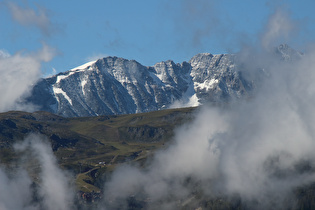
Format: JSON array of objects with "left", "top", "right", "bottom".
[
  {"left": 2, "top": 107, "right": 315, "bottom": 209},
  {"left": 0, "top": 107, "right": 197, "bottom": 193}
]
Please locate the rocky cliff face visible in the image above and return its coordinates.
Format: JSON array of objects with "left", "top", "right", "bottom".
[
  {"left": 190, "top": 53, "right": 252, "bottom": 104},
  {"left": 27, "top": 44, "right": 299, "bottom": 117}
]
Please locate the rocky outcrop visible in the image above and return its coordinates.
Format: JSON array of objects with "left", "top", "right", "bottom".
[{"left": 27, "top": 44, "right": 300, "bottom": 117}]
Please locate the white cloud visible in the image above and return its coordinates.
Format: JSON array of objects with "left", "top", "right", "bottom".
[
  {"left": 0, "top": 1, "right": 58, "bottom": 112},
  {"left": 0, "top": 49, "right": 10, "bottom": 58},
  {"left": 0, "top": 44, "right": 56, "bottom": 112},
  {"left": 0, "top": 169, "right": 35, "bottom": 210},
  {"left": 0, "top": 134, "right": 75, "bottom": 210},
  {"left": 15, "top": 134, "right": 75, "bottom": 210},
  {"left": 261, "top": 8, "right": 297, "bottom": 49},
  {"left": 102, "top": 47, "right": 315, "bottom": 208},
  {"left": 101, "top": 5, "right": 315, "bottom": 209},
  {"left": 5, "top": 1, "right": 55, "bottom": 36}
]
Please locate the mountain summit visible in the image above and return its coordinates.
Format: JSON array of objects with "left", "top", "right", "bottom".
[{"left": 27, "top": 46, "right": 297, "bottom": 117}]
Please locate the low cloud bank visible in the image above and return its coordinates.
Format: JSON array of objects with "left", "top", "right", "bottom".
[
  {"left": 1, "top": 2, "right": 315, "bottom": 210},
  {"left": 101, "top": 7, "right": 315, "bottom": 209},
  {"left": 101, "top": 46, "right": 315, "bottom": 209}
]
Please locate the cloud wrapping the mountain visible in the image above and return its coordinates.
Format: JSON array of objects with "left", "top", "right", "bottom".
[
  {"left": 1, "top": 1, "right": 315, "bottom": 210},
  {"left": 0, "top": 44, "right": 55, "bottom": 112},
  {"left": 102, "top": 47, "right": 315, "bottom": 209},
  {"left": 261, "top": 7, "right": 297, "bottom": 50},
  {"left": 101, "top": 6, "right": 315, "bottom": 210},
  {"left": 0, "top": 1, "right": 57, "bottom": 112}
]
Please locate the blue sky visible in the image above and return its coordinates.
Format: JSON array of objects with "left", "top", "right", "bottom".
[{"left": 1, "top": 0, "right": 315, "bottom": 76}]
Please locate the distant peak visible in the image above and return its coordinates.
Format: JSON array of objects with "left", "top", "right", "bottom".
[
  {"left": 276, "top": 44, "right": 292, "bottom": 54},
  {"left": 278, "top": 43, "right": 289, "bottom": 50},
  {"left": 275, "top": 44, "right": 303, "bottom": 60}
]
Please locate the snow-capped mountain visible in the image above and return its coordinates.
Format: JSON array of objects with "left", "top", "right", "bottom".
[{"left": 27, "top": 44, "right": 298, "bottom": 117}]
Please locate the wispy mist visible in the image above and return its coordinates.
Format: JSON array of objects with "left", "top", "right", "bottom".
[
  {"left": 100, "top": 5, "right": 315, "bottom": 210},
  {"left": 168, "top": 0, "right": 229, "bottom": 53},
  {"left": 0, "top": 44, "right": 55, "bottom": 112},
  {"left": 261, "top": 7, "right": 298, "bottom": 50},
  {"left": 0, "top": 1, "right": 56, "bottom": 112},
  {"left": 0, "top": 167, "right": 34, "bottom": 210},
  {"left": 5, "top": 1, "right": 56, "bottom": 36},
  {"left": 1, "top": 1, "right": 315, "bottom": 210},
  {"left": 0, "top": 134, "right": 75, "bottom": 210},
  {"left": 101, "top": 47, "right": 315, "bottom": 209}
]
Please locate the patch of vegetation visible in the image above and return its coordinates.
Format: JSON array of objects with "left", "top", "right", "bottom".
[
  {"left": 0, "top": 107, "right": 197, "bottom": 196},
  {"left": 2, "top": 107, "right": 315, "bottom": 208}
]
